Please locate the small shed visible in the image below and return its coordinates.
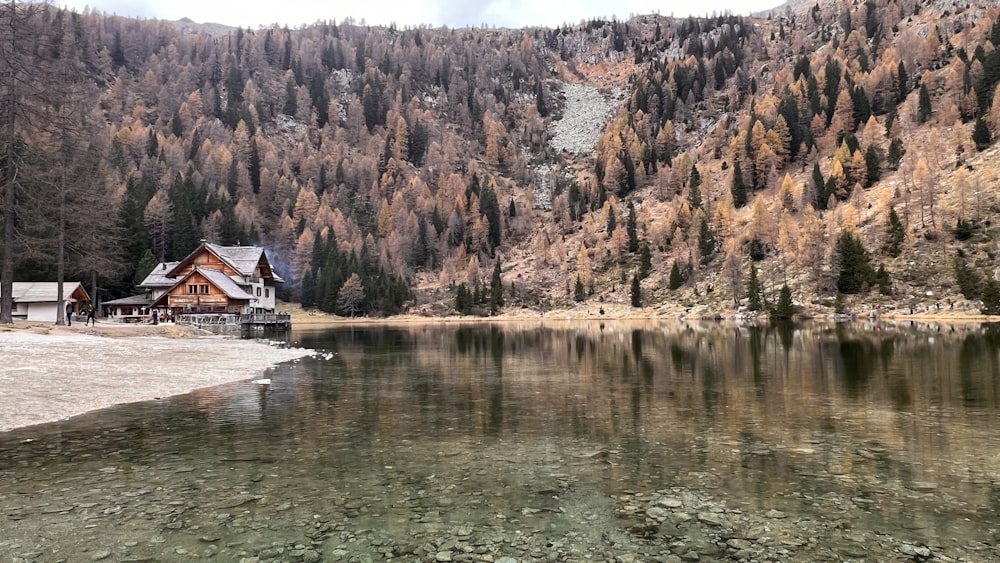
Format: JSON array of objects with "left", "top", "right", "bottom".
[{"left": 3, "top": 282, "right": 90, "bottom": 322}]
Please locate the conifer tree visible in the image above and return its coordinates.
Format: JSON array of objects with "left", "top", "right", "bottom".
[
  {"left": 638, "top": 242, "right": 652, "bottom": 280},
  {"left": 746, "top": 264, "right": 763, "bottom": 311},
  {"left": 897, "top": 61, "right": 909, "bottom": 100},
  {"left": 630, "top": 272, "right": 641, "bottom": 307},
  {"left": 698, "top": 217, "right": 717, "bottom": 264},
  {"left": 954, "top": 254, "right": 982, "bottom": 300},
  {"left": 489, "top": 258, "right": 504, "bottom": 315},
  {"left": 771, "top": 285, "right": 795, "bottom": 320},
  {"left": 573, "top": 276, "right": 585, "bottom": 302},
  {"left": 972, "top": 116, "right": 991, "bottom": 150},
  {"left": 917, "top": 83, "right": 932, "bottom": 123},
  {"left": 626, "top": 201, "right": 638, "bottom": 253},
  {"left": 668, "top": 260, "right": 685, "bottom": 290},
  {"left": 480, "top": 184, "right": 502, "bottom": 252},
  {"left": 875, "top": 264, "right": 892, "bottom": 295},
  {"left": 689, "top": 164, "right": 702, "bottom": 209},
  {"left": 835, "top": 229, "right": 874, "bottom": 294},
  {"left": 886, "top": 208, "right": 905, "bottom": 257},
  {"left": 887, "top": 138, "right": 905, "bottom": 170},
  {"left": 981, "top": 278, "right": 1000, "bottom": 315},
  {"left": 455, "top": 283, "right": 472, "bottom": 314},
  {"left": 864, "top": 145, "right": 881, "bottom": 187},
  {"left": 731, "top": 159, "right": 748, "bottom": 208}
]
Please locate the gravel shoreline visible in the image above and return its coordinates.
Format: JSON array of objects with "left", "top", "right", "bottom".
[{"left": 0, "top": 325, "right": 313, "bottom": 432}]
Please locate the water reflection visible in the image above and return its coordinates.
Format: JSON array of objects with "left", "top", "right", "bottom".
[{"left": 2, "top": 321, "right": 1000, "bottom": 561}]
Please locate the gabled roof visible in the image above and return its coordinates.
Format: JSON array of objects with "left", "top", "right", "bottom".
[
  {"left": 164, "top": 243, "right": 284, "bottom": 283},
  {"left": 3, "top": 282, "right": 90, "bottom": 303},
  {"left": 197, "top": 267, "right": 254, "bottom": 299},
  {"left": 140, "top": 261, "right": 181, "bottom": 288},
  {"left": 205, "top": 243, "right": 264, "bottom": 277},
  {"left": 150, "top": 266, "right": 254, "bottom": 308}
]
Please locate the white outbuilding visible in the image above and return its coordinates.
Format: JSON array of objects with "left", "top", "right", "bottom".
[{"left": 3, "top": 282, "right": 91, "bottom": 322}]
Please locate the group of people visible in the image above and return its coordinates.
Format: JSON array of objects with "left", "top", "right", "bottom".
[{"left": 65, "top": 303, "right": 96, "bottom": 326}]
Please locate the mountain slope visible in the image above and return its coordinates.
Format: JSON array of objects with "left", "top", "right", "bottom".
[{"left": 5, "top": 0, "right": 1000, "bottom": 318}]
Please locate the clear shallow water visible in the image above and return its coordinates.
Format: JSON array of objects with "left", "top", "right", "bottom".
[{"left": 2, "top": 321, "right": 1000, "bottom": 562}]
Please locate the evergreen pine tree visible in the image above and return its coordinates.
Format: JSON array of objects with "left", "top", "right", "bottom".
[
  {"left": 480, "top": 184, "right": 502, "bottom": 252},
  {"left": 981, "top": 278, "right": 1000, "bottom": 315},
  {"left": 864, "top": 145, "right": 881, "bottom": 187},
  {"left": 689, "top": 164, "right": 702, "bottom": 209},
  {"left": 489, "top": 259, "right": 504, "bottom": 315},
  {"left": 626, "top": 201, "right": 639, "bottom": 252},
  {"left": 668, "top": 260, "right": 684, "bottom": 290},
  {"left": 630, "top": 272, "right": 642, "bottom": 307},
  {"left": 835, "top": 229, "right": 874, "bottom": 294},
  {"left": 606, "top": 204, "right": 617, "bottom": 235},
  {"left": 746, "top": 264, "right": 763, "bottom": 311},
  {"left": 771, "top": 285, "right": 795, "bottom": 320},
  {"left": 917, "top": 83, "right": 932, "bottom": 123},
  {"left": 954, "top": 254, "right": 983, "bottom": 299},
  {"left": 887, "top": 138, "right": 905, "bottom": 170},
  {"left": 170, "top": 112, "right": 183, "bottom": 138},
  {"left": 731, "top": 159, "right": 748, "bottom": 208},
  {"left": 620, "top": 150, "right": 636, "bottom": 194},
  {"left": 638, "top": 242, "right": 652, "bottom": 280},
  {"left": 698, "top": 218, "right": 717, "bottom": 264},
  {"left": 811, "top": 162, "right": 825, "bottom": 208},
  {"left": 574, "top": 276, "right": 586, "bottom": 302},
  {"left": 886, "top": 208, "right": 905, "bottom": 257},
  {"left": 897, "top": 61, "right": 909, "bottom": 99},
  {"left": 875, "top": 264, "right": 892, "bottom": 295},
  {"left": 973, "top": 116, "right": 991, "bottom": 150},
  {"left": 300, "top": 270, "right": 317, "bottom": 308},
  {"left": 455, "top": 283, "right": 471, "bottom": 314}
]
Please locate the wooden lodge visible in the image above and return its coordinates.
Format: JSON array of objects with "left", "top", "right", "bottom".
[
  {"left": 150, "top": 242, "right": 284, "bottom": 318},
  {"left": 106, "top": 242, "right": 287, "bottom": 328}
]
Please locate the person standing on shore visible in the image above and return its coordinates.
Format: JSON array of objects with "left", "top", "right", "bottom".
[
  {"left": 85, "top": 304, "right": 96, "bottom": 326},
  {"left": 65, "top": 302, "right": 73, "bottom": 326}
]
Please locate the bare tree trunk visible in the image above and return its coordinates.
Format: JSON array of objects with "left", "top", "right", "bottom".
[
  {"left": 1, "top": 0, "right": 16, "bottom": 324},
  {"left": 57, "top": 166, "right": 66, "bottom": 325}
]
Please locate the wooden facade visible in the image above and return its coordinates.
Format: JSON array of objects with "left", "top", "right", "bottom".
[
  {"left": 147, "top": 243, "right": 282, "bottom": 317},
  {"left": 158, "top": 270, "right": 247, "bottom": 314}
]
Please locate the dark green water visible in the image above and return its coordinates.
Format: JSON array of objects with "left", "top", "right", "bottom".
[{"left": 2, "top": 321, "right": 1000, "bottom": 562}]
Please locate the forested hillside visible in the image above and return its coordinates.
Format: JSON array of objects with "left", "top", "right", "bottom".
[{"left": 3, "top": 0, "right": 1000, "bottom": 319}]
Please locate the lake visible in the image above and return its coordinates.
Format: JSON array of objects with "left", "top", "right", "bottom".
[{"left": 2, "top": 321, "right": 1000, "bottom": 562}]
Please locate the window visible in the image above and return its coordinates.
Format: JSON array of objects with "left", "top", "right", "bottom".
[
  {"left": 265, "top": 289, "right": 269, "bottom": 298},
  {"left": 200, "top": 284, "right": 210, "bottom": 294},
  {"left": 187, "top": 284, "right": 197, "bottom": 294},
  {"left": 256, "top": 287, "right": 262, "bottom": 297}
]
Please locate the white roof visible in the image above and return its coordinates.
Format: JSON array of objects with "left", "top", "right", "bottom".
[
  {"left": 196, "top": 268, "right": 254, "bottom": 300},
  {"left": 4, "top": 282, "right": 88, "bottom": 303},
  {"left": 206, "top": 244, "right": 264, "bottom": 277},
  {"left": 140, "top": 262, "right": 181, "bottom": 287}
]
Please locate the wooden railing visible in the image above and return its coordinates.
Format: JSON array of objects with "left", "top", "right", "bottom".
[
  {"left": 178, "top": 313, "right": 239, "bottom": 326},
  {"left": 177, "top": 313, "right": 291, "bottom": 328},
  {"left": 239, "top": 313, "right": 291, "bottom": 325}
]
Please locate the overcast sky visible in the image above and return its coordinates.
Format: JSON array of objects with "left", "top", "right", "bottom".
[{"left": 59, "top": 0, "right": 781, "bottom": 29}]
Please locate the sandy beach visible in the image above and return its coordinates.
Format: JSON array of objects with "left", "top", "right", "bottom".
[{"left": 0, "top": 322, "right": 313, "bottom": 433}]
